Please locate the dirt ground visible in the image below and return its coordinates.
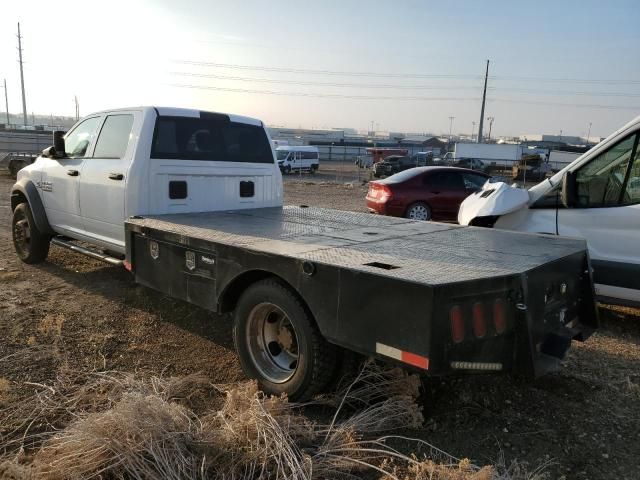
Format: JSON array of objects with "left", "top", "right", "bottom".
[{"left": 1, "top": 168, "right": 639, "bottom": 479}]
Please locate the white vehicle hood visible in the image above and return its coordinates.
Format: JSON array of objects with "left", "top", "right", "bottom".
[{"left": 458, "top": 182, "right": 531, "bottom": 225}]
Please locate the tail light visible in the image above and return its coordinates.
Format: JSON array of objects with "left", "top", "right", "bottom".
[
  {"left": 472, "top": 302, "right": 486, "bottom": 338},
  {"left": 493, "top": 298, "right": 506, "bottom": 334},
  {"left": 450, "top": 305, "right": 464, "bottom": 343},
  {"left": 368, "top": 183, "right": 392, "bottom": 202}
]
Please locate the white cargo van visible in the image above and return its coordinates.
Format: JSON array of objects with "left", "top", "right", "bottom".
[
  {"left": 276, "top": 146, "right": 319, "bottom": 174},
  {"left": 458, "top": 116, "right": 640, "bottom": 307}
]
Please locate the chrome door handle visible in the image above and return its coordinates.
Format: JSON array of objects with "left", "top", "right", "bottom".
[
  {"left": 67, "top": 169, "right": 79, "bottom": 176},
  {"left": 109, "top": 173, "right": 124, "bottom": 180}
]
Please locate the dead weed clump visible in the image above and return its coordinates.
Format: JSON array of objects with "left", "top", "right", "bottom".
[{"left": 0, "top": 363, "right": 542, "bottom": 479}]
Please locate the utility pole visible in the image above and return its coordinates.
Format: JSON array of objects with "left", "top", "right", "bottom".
[
  {"left": 477, "top": 59, "right": 489, "bottom": 144},
  {"left": 487, "top": 116, "right": 495, "bottom": 140},
  {"left": 472, "top": 121, "right": 476, "bottom": 141},
  {"left": 17, "top": 22, "right": 28, "bottom": 126},
  {"left": 586, "top": 122, "right": 592, "bottom": 145},
  {"left": 74, "top": 96, "right": 79, "bottom": 120},
  {"left": 2, "top": 79, "right": 9, "bottom": 126},
  {"left": 448, "top": 116, "right": 455, "bottom": 143}
]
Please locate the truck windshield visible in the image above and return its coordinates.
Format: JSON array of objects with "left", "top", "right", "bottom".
[
  {"left": 276, "top": 150, "right": 289, "bottom": 160},
  {"left": 151, "top": 116, "right": 274, "bottom": 163}
]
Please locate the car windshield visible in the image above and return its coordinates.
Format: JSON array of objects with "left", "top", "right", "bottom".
[{"left": 276, "top": 150, "right": 289, "bottom": 160}]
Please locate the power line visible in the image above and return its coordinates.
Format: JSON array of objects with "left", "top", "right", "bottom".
[
  {"left": 170, "top": 83, "right": 640, "bottom": 110},
  {"left": 170, "top": 83, "right": 478, "bottom": 101},
  {"left": 174, "top": 60, "right": 483, "bottom": 80},
  {"left": 490, "top": 87, "right": 640, "bottom": 98},
  {"left": 494, "top": 75, "right": 640, "bottom": 85},
  {"left": 172, "top": 71, "right": 639, "bottom": 98},
  {"left": 490, "top": 98, "right": 639, "bottom": 110},
  {"left": 174, "top": 59, "right": 640, "bottom": 85},
  {"left": 171, "top": 71, "right": 484, "bottom": 91}
]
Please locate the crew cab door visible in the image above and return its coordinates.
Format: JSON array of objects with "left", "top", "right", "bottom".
[
  {"left": 559, "top": 131, "right": 640, "bottom": 304},
  {"left": 78, "top": 112, "right": 136, "bottom": 251},
  {"left": 39, "top": 116, "right": 102, "bottom": 236}
]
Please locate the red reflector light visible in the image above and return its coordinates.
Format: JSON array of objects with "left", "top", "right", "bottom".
[
  {"left": 450, "top": 305, "right": 464, "bottom": 343},
  {"left": 472, "top": 302, "right": 486, "bottom": 338},
  {"left": 493, "top": 298, "right": 506, "bottom": 334},
  {"left": 123, "top": 260, "right": 133, "bottom": 272}
]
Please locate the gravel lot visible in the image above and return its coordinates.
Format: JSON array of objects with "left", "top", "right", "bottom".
[{"left": 1, "top": 167, "right": 639, "bottom": 478}]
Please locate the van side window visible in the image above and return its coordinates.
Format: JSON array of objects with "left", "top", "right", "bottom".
[
  {"left": 93, "top": 115, "right": 134, "bottom": 159},
  {"left": 64, "top": 117, "right": 101, "bottom": 158},
  {"left": 575, "top": 133, "right": 639, "bottom": 207}
]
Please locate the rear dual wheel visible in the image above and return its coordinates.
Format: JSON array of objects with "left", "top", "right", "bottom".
[{"left": 233, "top": 279, "right": 338, "bottom": 400}]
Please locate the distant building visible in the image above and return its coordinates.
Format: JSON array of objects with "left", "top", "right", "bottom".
[{"left": 519, "top": 134, "right": 586, "bottom": 145}]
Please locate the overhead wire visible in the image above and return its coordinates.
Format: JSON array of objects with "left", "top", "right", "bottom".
[{"left": 170, "top": 83, "right": 640, "bottom": 109}]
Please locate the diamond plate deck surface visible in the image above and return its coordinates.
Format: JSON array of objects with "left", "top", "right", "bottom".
[{"left": 127, "top": 206, "right": 587, "bottom": 285}]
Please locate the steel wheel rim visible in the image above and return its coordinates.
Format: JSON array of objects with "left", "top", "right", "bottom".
[
  {"left": 13, "top": 214, "right": 31, "bottom": 256},
  {"left": 408, "top": 205, "right": 430, "bottom": 221},
  {"left": 246, "top": 303, "right": 300, "bottom": 383}
]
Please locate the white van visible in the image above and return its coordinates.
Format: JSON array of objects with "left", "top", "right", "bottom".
[
  {"left": 458, "top": 115, "right": 640, "bottom": 308},
  {"left": 276, "top": 146, "right": 319, "bottom": 174}
]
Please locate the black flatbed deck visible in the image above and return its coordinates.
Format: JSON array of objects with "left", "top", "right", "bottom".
[
  {"left": 125, "top": 206, "right": 596, "bottom": 377},
  {"left": 127, "top": 206, "right": 586, "bottom": 285}
]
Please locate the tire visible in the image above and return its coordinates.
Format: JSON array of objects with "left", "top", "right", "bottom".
[
  {"left": 233, "top": 278, "right": 338, "bottom": 400},
  {"left": 12, "top": 202, "right": 50, "bottom": 264},
  {"left": 310, "top": 164, "right": 318, "bottom": 174},
  {"left": 285, "top": 165, "right": 291, "bottom": 174},
  {"left": 405, "top": 202, "right": 432, "bottom": 221}
]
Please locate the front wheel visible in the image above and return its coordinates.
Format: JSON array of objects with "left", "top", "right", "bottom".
[
  {"left": 405, "top": 202, "right": 432, "bottom": 221},
  {"left": 12, "top": 202, "right": 50, "bottom": 264},
  {"left": 233, "top": 278, "right": 337, "bottom": 400}
]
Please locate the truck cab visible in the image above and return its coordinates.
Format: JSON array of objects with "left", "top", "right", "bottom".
[
  {"left": 11, "top": 107, "right": 283, "bottom": 256},
  {"left": 458, "top": 115, "right": 640, "bottom": 307}
]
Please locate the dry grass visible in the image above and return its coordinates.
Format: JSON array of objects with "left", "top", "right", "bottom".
[{"left": 0, "top": 361, "right": 545, "bottom": 480}]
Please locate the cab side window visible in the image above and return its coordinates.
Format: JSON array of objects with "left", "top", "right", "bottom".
[
  {"left": 93, "top": 115, "right": 134, "bottom": 159},
  {"left": 64, "top": 117, "right": 101, "bottom": 158},
  {"left": 575, "top": 133, "right": 639, "bottom": 207}
]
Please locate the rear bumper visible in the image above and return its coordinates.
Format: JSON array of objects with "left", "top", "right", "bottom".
[{"left": 366, "top": 199, "right": 405, "bottom": 217}]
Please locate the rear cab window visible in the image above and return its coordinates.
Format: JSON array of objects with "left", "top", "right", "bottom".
[{"left": 151, "top": 115, "right": 274, "bottom": 163}]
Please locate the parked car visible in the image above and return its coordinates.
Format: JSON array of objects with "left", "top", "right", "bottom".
[
  {"left": 366, "top": 166, "right": 490, "bottom": 221},
  {"left": 458, "top": 114, "right": 640, "bottom": 307},
  {"left": 372, "top": 155, "right": 429, "bottom": 177}
]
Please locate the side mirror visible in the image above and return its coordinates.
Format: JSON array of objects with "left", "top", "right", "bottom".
[
  {"left": 561, "top": 170, "right": 578, "bottom": 207},
  {"left": 42, "top": 146, "right": 56, "bottom": 158},
  {"left": 53, "top": 131, "right": 66, "bottom": 157}
]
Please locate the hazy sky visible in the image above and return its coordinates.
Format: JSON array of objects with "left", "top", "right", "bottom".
[{"left": 0, "top": 0, "right": 638, "bottom": 138}]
